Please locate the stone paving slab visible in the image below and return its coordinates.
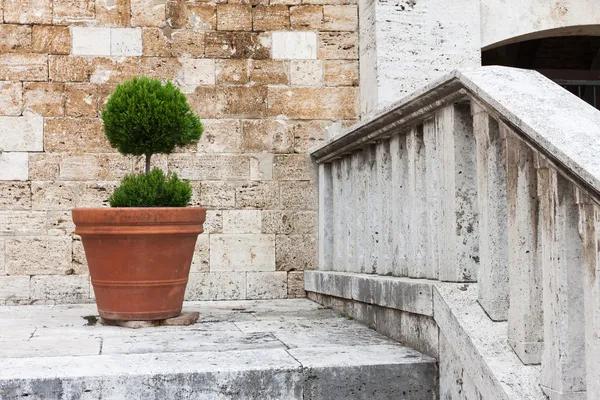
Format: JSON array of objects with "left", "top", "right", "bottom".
[{"left": 0, "top": 299, "right": 438, "bottom": 399}]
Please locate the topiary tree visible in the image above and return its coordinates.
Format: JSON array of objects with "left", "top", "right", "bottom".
[
  {"left": 102, "top": 76, "right": 203, "bottom": 174},
  {"left": 101, "top": 76, "right": 203, "bottom": 207}
]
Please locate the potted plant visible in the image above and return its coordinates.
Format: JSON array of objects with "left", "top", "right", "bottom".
[{"left": 72, "top": 77, "right": 205, "bottom": 321}]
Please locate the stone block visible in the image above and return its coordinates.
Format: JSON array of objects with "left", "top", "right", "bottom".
[
  {"left": 0, "top": 153, "right": 28, "bottom": 181},
  {"left": 322, "top": 5, "right": 357, "bottom": 31},
  {"left": 197, "top": 119, "right": 242, "bottom": 153},
  {"left": 171, "top": 30, "right": 205, "bottom": 58},
  {"left": 88, "top": 57, "right": 181, "bottom": 84},
  {"left": 324, "top": 60, "right": 358, "bottom": 86},
  {"left": 223, "top": 210, "right": 262, "bottom": 233},
  {"left": 168, "top": 154, "right": 250, "bottom": 180},
  {"left": 49, "top": 55, "right": 92, "bottom": 82},
  {"left": 186, "top": 86, "right": 221, "bottom": 118},
  {"left": 0, "top": 25, "right": 32, "bottom": 53},
  {"left": 0, "top": 116, "right": 44, "bottom": 151},
  {"left": 96, "top": 0, "right": 131, "bottom": 27},
  {"left": 250, "top": 60, "right": 288, "bottom": 85},
  {"left": 216, "top": 60, "right": 249, "bottom": 84},
  {"left": 205, "top": 32, "right": 271, "bottom": 59},
  {"left": 0, "top": 82, "right": 23, "bottom": 116},
  {"left": 31, "top": 181, "right": 78, "bottom": 211},
  {"left": 77, "top": 182, "right": 117, "bottom": 208},
  {"left": 249, "top": 153, "right": 274, "bottom": 181},
  {"left": 400, "top": 312, "right": 439, "bottom": 359},
  {"left": 269, "top": 87, "right": 358, "bottom": 119},
  {"left": 165, "top": 0, "right": 186, "bottom": 28},
  {"left": 290, "top": 60, "right": 323, "bottom": 86},
  {"left": 204, "top": 210, "right": 223, "bottom": 234},
  {"left": 247, "top": 271, "right": 287, "bottom": 299},
  {"left": 131, "top": 0, "right": 166, "bottom": 27},
  {"left": 141, "top": 28, "right": 171, "bottom": 57},
  {"left": 210, "top": 234, "right": 275, "bottom": 271},
  {"left": 47, "top": 211, "right": 75, "bottom": 236},
  {"left": 187, "top": 4, "right": 216, "bottom": 31},
  {"left": 65, "top": 83, "right": 97, "bottom": 117},
  {"left": 23, "top": 82, "right": 65, "bottom": 117},
  {"left": 44, "top": 118, "right": 111, "bottom": 153},
  {"left": 71, "top": 236, "right": 88, "bottom": 274},
  {"left": 32, "top": 26, "right": 71, "bottom": 55},
  {"left": 221, "top": 86, "right": 268, "bottom": 118},
  {"left": 0, "top": 211, "right": 45, "bottom": 235},
  {"left": 217, "top": 4, "right": 252, "bottom": 31},
  {"left": 52, "top": 0, "right": 95, "bottom": 25},
  {"left": 31, "top": 275, "right": 89, "bottom": 302},
  {"left": 290, "top": 6, "right": 322, "bottom": 30},
  {"left": 3, "top": 0, "right": 52, "bottom": 24},
  {"left": 280, "top": 181, "right": 317, "bottom": 210},
  {"left": 288, "top": 271, "right": 306, "bottom": 298},
  {"left": 0, "top": 182, "right": 31, "bottom": 210},
  {"left": 185, "top": 272, "right": 246, "bottom": 300},
  {"left": 191, "top": 234, "right": 209, "bottom": 273},
  {"left": 200, "top": 181, "right": 236, "bottom": 208},
  {"left": 111, "top": 28, "right": 143, "bottom": 56},
  {"left": 271, "top": 0, "right": 301, "bottom": 5},
  {"left": 29, "top": 154, "right": 60, "bottom": 180},
  {"left": 262, "top": 210, "right": 317, "bottom": 234},
  {"left": 0, "top": 276, "right": 30, "bottom": 301},
  {"left": 253, "top": 6, "right": 290, "bottom": 31},
  {"left": 273, "top": 154, "right": 315, "bottom": 181},
  {"left": 0, "top": 54, "right": 48, "bottom": 81},
  {"left": 290, "top": 120, "right": 338, "bottom": 153},
  {"left": 236, "top": 181, "right": 279, "bottom": 208},
  {"left": 71, "top": 28, "right": 111, "bottom": 56},
  {"left": 5, "top": 237, "right": 72, "bottom": 275},
  {"left": 59, "top": 154, "right": 132, "bottom": 181},
  {"left": 318, "top": 32, "right": 358, "bottom": 59},
  {"left": 276, "top": 234, "right": 317, "bottom": 271},
  {"left": 174, "top": 58, "right": 214, "bottom": 92},
  {"left": 242, "top": 120, "right": 294, "bottom": 153},
  {"left": 272, "top": 32, "right": 317, "bottom": 59}
]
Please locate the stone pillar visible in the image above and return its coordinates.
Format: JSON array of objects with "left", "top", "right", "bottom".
[
  {"left": 377, "top": 140, "right": 393, "bottom": 275},
  {"left": 342, "top": 156, "right": 354, "bottom": 273},
  {"left": 318, "top": 163, "right": 333, "bottom": 270},
  {"left": 331, "top": 159, "right": 346, "bottom": 271},
  {"left": 390, "top": 132, "right": 409, "bottom": 276},
  {"left": 359, "top": 0, "right": 481, "bottom": 116},
  {"left": 423, "top": 117, "right": 441, "bottom": 280},
  {"left": 356, "top": 149, "right": 368, "bottom": 273},
  {"left": 472, "top": 104, "right": 509, "bottom": 321},
  {"left": 366, "top": 144, "right": 379, "bottom": 274},
  {"left": 407, "top": 125, "right": 427, "bottom": 278}
]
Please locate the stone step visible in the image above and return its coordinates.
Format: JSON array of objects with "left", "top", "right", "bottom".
[{"left": 0, "top": 299, "right": 438, "bottom": 400}]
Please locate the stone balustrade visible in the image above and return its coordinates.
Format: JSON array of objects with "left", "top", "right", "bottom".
[{"left": 309, "top": 66, "right": 600, "bottom": 399}]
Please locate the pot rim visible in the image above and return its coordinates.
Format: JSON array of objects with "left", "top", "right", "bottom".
[{"left": 72, "top": 207, "right": 207, "bottom": 227}]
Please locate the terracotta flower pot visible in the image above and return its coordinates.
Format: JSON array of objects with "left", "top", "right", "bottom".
[{"left": 72, "top": 207, "right": 206, "bottom": 321}]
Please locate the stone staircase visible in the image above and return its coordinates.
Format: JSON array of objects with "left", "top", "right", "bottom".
[{"left": 0, "top": 299, "right": 438, "bottom": 399}]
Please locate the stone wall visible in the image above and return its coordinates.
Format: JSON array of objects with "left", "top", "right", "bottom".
[{"left": 0, "top": 0, "right": 359, "bottom": 305}]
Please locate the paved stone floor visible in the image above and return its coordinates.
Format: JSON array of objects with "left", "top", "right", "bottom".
[{"left": 0, "top": 299, "right": 437, "bottom": 399}]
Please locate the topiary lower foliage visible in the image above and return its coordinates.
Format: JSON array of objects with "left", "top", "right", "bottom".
[{"left": 109, "top": 169, "right": 192, "bottom": 207}]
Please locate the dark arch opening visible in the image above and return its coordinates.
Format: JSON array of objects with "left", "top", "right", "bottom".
[{"left": 482, "top": 36, "right": 600, "bottom": 109}]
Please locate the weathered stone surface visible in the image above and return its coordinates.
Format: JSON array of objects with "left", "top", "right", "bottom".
[
  {"left": 236, "top": 181, "right": 279, "bottom": 208},
  {"left": 131, "top": 0, "right": 166, "bottom": 27},
  {"left": 324, "top": 60, "right": 358, "bottom": 86},
  {"left": 31, "top": 275, "right": 89, "bottom": 302},
  {"left": 31, "top": 181, "right": 78, "bottom": 210},
  {"left": 268, "top": 87, "right": 358, "bottom": 119},
  {"left": 318, "top": 32, "right": 358, "bottom": 59},
  {"left": 210, "top": 234, "right": 275, "bottom": 271},
  {"left": 217, "top": 4, "right": 252, "bottom": 31},
  {"left": 65, "top": 83, "right": 98, "bottom": 117},
  {"left": 101, "top": 318, "right": 160, "bottom": 329},
  {"left": 0, "top": 82, "right": 23, "bottom": 116},
  {"left": 200, "top": 181, "right": 236, "bottom": 208},
  {"left": 187, "top": 4, "right": 216, "bottom": 31},
  {"left": 280, "top": 181, "right": 317, "bottom": 210},
  {"left": 185, "top": 272, "right": 246, "bottom": 300},
  {"left": 249, "top": 153, "right": 274, "bottom": 181},
  {"left": 173, "top": 58, "right": 214, "bottom": 93},
  {"left": 0, "top": 25, "right": 32, "bottom": 53},
  {"left": 205, "top": 32, "right": 271, "bottom": 59},
  {"left": 273, "top": 154, "right": 315, "bottom": 181},
  {"left": 253, "top": 6, "right": 290, "bottom": 31},
  {"left": 287, "top": 271, "right": 306, "bottom": 298},
  {"left": 171, "top": 30, "right": 205, "bottom": 58},
  {"left": 0, "top": 54, "right": 48, "bottom": 81},
  {"left": 44, "top": 118, "right": 111, "bottom": 153},
  {"left": 0, "top": 153, "right": 28, "bottom": 181},
  {"left": 96, "top": 0, "right": 131, "bottom": 27},
  {"left": 49, "top": 56, "right": 92, "bottom": 82},
  {"left": 0, "top": 116, "right": 44, "bottom": 151},
  {"left": 216, "top": 60, "right": 249, "bottom": 84},
  {"left": 31, "top": 25, "right": 71, "bottom": 55},
  {"left": 272, "top": 32, "right": 317, "bottom": 59},
  {"left": 322, "top": 5, "right": 357, "bottom": 31},
  {"left": 90, "top": 57, "right": 181, "bottom": 84},
  {"left": 290, "top": 60, "right": 323, "bottom": 86},
  {"left": 23, "top": 82, "right": 65, "bottom": 117},
  {"left": 223, "top": 210, "right": 262, "bottom": 233},
  {"left": 0, "top": 211, "right": 46, "bottom": 236},
  {"left": 191, "top": 234, "right": 209, "bottom": 273},
  {"left": 52, "top": 0, "right": 95, "bottom": 25},
  {"left": 291, "top": 120, "right": 339, "bottom": 153},
  {"left": 276, "top": 234, "right": 317, "bottom": 271},
  {"left": 262, "top": 210, "right": 317, "bottom": 234},
  {"left": 47, "top": 211, "right": 75, "bottom": 236},
  {"left": 0, "top": 183, "right": 31, "bottom": 210},
  {"left": 59, "top": 154, "right": 132, "bottom": 181},
  {"left": 247, "top": 272, "right": 287, "bottom": 299},
  {"left": 29, "top": 154, "right": 60, "bottom": 180},
  {"left": 250, "top": 60, "right": 288, "bottom": 85},
  {"left": 204, "top": 210, "right": 223, "bottom": 234},
  {"left": 5, "top": 237, "right": 72, "bottom": 275},
  {"left": 141, "top": 28, "right": 171, "bottom": 57},
  {"left": 197, "top": 119, "right": 242, "bottom": 153},
  {"left": 242, "top": 120, "right": 294, "bottom": 153},
  {"left": 168, "top": 154, "right": 250, "bottom": 180},
  {"left": 111, "top": 28, "right": 143, "bottom": 56},
  {"left": 165, "top": 0, "right": 186, "bottom": 28},
  {"left": 290, "top": 6, "right": 323, "bottom": 30},
  {"left": 3, "top": 0, "right": 52, "bottom": 24},
  {"left": 162, "top": 312, "right": 200, "bottom": 326},
  {"left": 77, "top": 182, "right": 117, "bottom": 208},
  {"left": 71, "top": 236, "right": 88, "bottom": 274},
  {"left": 72, "top": 28, "right": 111, "bottom": 56},
  {"left": 221, "top": 86, "right": 268, "bottom": 118},
  {"left": 0, "top": 276, "right": 30, "bottom": 301}
]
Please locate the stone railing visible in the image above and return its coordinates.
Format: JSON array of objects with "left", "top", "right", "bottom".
[{"left": 308, "top": 66, "right": 600, "bottom": 399}]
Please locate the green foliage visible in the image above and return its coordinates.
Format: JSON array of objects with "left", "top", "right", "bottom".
[
  {"left": 101, "top": 76, "right": 203, "bottom": 158},
  {"left": 108, "top": 168, "right": 192, "bottom": 207}
]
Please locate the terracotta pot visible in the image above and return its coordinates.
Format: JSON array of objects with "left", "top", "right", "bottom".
[{"left": 72, "top": 207, "right": 206, "bottom": 321}]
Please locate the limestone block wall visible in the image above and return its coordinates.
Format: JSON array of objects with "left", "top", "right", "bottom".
[{"left": 0, "top": 0, "right": 359, "bottom": 305}]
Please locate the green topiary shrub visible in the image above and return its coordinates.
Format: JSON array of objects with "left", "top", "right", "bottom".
[
  {"left": 101, "top": 77, "right": 203, "bottom": 207},
  {"left": 108, "top": 168, "right": 192, "bottom": 207}
]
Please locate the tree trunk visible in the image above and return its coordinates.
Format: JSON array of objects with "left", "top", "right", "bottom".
[{"left": 145, "top": 154, "right": 151, "bottom": 174}]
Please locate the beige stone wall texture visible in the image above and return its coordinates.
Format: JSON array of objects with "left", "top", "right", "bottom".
[{"left": 0, "top": 0, "right": 359, "bottom": 305}]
